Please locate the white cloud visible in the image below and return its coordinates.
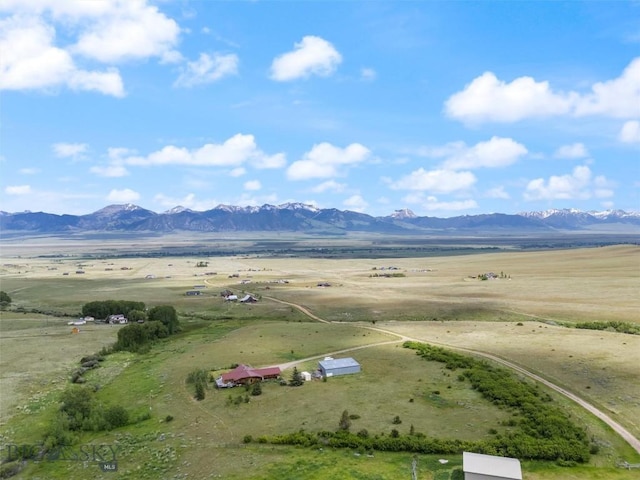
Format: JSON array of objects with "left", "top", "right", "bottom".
[
  {"left": 52, "top": 142, "right": 88, "bottom": 158},
  {"left": 244, "top": 180, "right": 261, "bottom": 191},
  {"left": 70, "top": 1, "right": 181, "bottom": 64},
  {"left": 311, "top": 180, "right": 347, "bottom": 193},
  {"left": 270, "top": 35, "right": 342, "bottom": 81},
  {"left": 524, "top": 165, "right": 614, "bottom": 201},
  {"left": 174, "top": 53, "right": 238, "bottom": 88},
  {"left": 361, "top": 68, "right": 376, "bottom": 81},
  {"left": 5, "top": 185, "right": 31, "bottom": 195},
  {"left": 229, "top": 167, "right": 246, "bottom": 177},
  {"left": 445, "top": 71, "right": 573, "bottom": 123},
  {"left": 343, "top": 194, "right": 368, "bottom": 212},
  {"left": 90, "top": 164, "right": 129, "bottom": 177},
  {"left": 106, "top": 188, "right": 140, "bottom": 203},
  {"left": 445, "top": 57, "right": 640, "bottom": 123},
  {"left": 485, "top": 186, "right": 510, "bottom": 199},
  {"left": 422, "top": 197, "right": 478, "bottom": 212},
  {"left": 573, "top": 58, "right": 640, "bottom": 118},
  {"left": 619, "top": 120, "right": 640, "bottom": 144},
  {"left": 440, "top": 137, "right": 528, "bottom": 170},
  {"left": 287, "top": 142, "right": 370, "bottom": 180},
  {"left": 0, "top": 15, "right": 124, "bottom": 96},
  {"left": 391, "top": 168, "right": 476, "bottom": 193},
  {"left": 554, "top": 143, "right": 589, "bottom": 159},
  {"left": 19, "top": 167, "right": 41, "bottom": 175},
  {"left": 123, "top": 134, "right": 285, "bottom": 170}
]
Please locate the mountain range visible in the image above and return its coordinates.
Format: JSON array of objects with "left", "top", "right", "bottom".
[{"left": 1, "top": 203, "right": 639, "bottom": 235}]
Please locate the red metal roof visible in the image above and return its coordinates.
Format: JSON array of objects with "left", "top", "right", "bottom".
[{"left": 221, "top": 365, "right": 281, "bottom": 382}]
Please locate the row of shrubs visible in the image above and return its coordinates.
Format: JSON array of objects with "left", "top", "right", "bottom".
[
  {"left": 573, "top": 321, "right": 639, "bottom": 335},
  {"left": 404, "top": 342, "right": 591, "bottom": 462}
]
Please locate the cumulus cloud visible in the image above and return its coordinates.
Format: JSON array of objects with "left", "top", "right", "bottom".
[
  {"left": 343, "top": 194, "right": 368, "bottom": 212},
  {"left": 5, "top": 184, "right": 31, "bottom": 195},
  {"left": 0, "top": 0, "right": 182, "bottom": 96},
  {"left": 485, "top": 186, "right": 510, "bottom": 199},
  {"left": 90, "top": 164, "right": 129, "bottom": 177},
  {"left": 287, "top": 142, "right": 370, "bottom": 180},
  {"left": 619, "top": 120, "right": 640, "bottom": 143},
  {"left": 0, "top": 16, "right": 124, "bottom": 96},
  {"left": 445, "top": 57, "right": 640, "bottom": 123},
  {"left": 573, "top": 58, "right": 640, "bottom": 118},
  {"left": 445, "top": 72, "right": 573, "bottom": 123},
  {"left": 524, "top": 165, "right": 614, "bottom": 201},
  {"left": 106, "top": 188, "right": 140, "bottom": 203},
  {"left": 554, "top": 143, "right": 589, "bottom": 159},
  {"left": 311, "top": 180, "right": 347, "bottom": 193},
  {"left": 244, "top": 180, "right": 261, "bottom": 191},
  {"left": 174, "top": 53, "right": 238, "bottom": 88},
  {"left": 53, "top": 142, "right": 88, "bottom": 158},
  {"left": 439, "top": 137, "right": 528, "bottom": 170},
  {"left": 123, "top": 134, "right": 285, "bottom": 170},
  {"left": 270, "top": 36, "right": 342, "bottom": 81},
  {"left": 390, "top": 168, "right": 476, "bottom": 193},
  {"left": 401, "top": 193, "right": 478, "bottom": 213},
  {"left": 361, "top": 68, "right": 376, "bottom": 81},
  {"left": 68, "top": 1, "right": 181, "bottom": 64}
]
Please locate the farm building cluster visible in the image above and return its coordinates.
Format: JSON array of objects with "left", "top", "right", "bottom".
[{"left": 215, "top": 357, "right": 361, "bottom": 388}]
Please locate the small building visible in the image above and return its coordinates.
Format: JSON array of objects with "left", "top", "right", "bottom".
[
  {"left": 239, "top": 294, "right": 258, "bottom": 303},
  {"left": 301, "top": 371, "right": 312, "bottom": 382},
  {"left": 107, "top": 314, "right": 128, "bottom": 324},
  {"left": 318, "top": 357, "right": 361, "bottom": 377},
  {"left": 185, "top": 290, "right": 202, "bottom": 296},
  {"left": 463, "top": 452, "right": 522, "bottom": 480},
  {"left": 216, "top": 365, "right": 281, "bottom": 388},
  {"left": 225, "top": 294, "right": 238, "bottom": 302}
]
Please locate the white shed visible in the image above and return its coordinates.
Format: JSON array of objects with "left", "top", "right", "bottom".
[
  {"left": 463, "top": 452, "right": 522, "bottom": 480},
  {"left": 301, "top": 371, "right": 312, "bottom": 382}
]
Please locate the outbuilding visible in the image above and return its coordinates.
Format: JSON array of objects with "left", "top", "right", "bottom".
[
  {"left": 318, "top": 357, "right": 361, "bottom": 377},
  {"left": 462, "top": 452, "right": 522, "bottom": 480}
]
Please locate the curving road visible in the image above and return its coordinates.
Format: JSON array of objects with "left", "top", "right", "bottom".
[{"left": 264, "top": 295, "right": 640, "bottom": 456}]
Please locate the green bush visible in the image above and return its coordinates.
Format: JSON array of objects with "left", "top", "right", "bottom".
[{"left": 104, "top": 405, "right": 129, "bottom": 429}]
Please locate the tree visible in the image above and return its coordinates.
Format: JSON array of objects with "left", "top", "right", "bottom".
[
  {"left": 148, "top": 305, "right": 180, "bottom": 334},
  {"left": 251, "top": 382, "right": 262, "bottom": 396},
  {"left": 0, "top": 291, "right": 11, "bottom": 307},
  {"left": 104, "top": 405, "right": 129, "bottom": 429},
  {"left": 338, "top": 410, "right": 351, "bottom": 431},
  {"left": 195, "top": 381, "right": 206, "bottom": 401},
  {"left": 289, "top": 367, "right": 303, "bottom": 387},
  {"left": 128, "top": 309, "right": 147, "bottom": 323}
]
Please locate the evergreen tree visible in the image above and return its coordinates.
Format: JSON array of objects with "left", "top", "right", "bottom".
[
  {"left": 289, "top": 367, "right": 304, "bottom": 387},
  {"left": 338, "top": 410, "right": 351, "bottom": 431}
]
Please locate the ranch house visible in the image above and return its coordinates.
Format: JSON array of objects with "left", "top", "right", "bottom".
[
  {"left": 215, "top": 365, "right": 281, "bottom": 388},
  {"left": 462, "top": 452, "right": 522, "bottom": 480}
]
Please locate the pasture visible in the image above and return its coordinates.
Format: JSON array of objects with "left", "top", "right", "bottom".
[{"left": 0, "top": 242, "right": 639, "bottom": 478}]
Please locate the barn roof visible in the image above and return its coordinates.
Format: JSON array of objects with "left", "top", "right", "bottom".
[
  {"left": 221, "top": 365, "right": 281, "bottom": 382},
  {"left": 463, "top": 452, "right": 522, "bottom": 480},
  {"left": 318, "top": 357, "right": 360, "bottom": 370}
]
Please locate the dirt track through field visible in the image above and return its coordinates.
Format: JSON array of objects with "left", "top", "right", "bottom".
[{"left": 267, "top": 296, "right": 640, "bottom": 456}]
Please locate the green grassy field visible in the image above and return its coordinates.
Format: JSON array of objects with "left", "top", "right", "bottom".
[{"left": 1, "top": 244, "right": 639, "bottom": 479}]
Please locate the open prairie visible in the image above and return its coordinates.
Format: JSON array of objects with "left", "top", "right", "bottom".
[{"left": 0, "top": 242, "right": 639, "bottom": 478}]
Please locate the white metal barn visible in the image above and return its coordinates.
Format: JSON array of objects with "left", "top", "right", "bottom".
[
  {"left": 463, "top": 452, "right": 522, "bottom": 480},
  {"left": 318, "top": 357, "right": 361, "bottom": 377}
]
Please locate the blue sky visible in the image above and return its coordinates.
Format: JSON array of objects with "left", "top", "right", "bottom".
[{"left": 1, "top": 1, "right": 639, "bottom": 217}]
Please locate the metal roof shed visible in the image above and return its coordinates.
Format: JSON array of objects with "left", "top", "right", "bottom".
[
  {"left": 463, "top": 452, "right": 522, "bottom": 480},
  {"left": 318, "top": 357, "right": 361, "bottom": 377}
]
